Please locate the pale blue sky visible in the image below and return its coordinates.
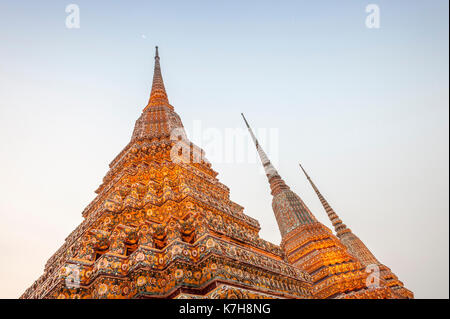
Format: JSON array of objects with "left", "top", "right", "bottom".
[{"left": 0, "top": 1, "right": 448, "bottom": 298}]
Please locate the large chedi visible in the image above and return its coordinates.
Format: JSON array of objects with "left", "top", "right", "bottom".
[{"left": 21, "top": 48, "right": 313, "bottom": 299}]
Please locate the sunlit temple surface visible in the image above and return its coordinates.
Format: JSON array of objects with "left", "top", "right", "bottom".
[{"left": 21, "top": 48, "right": 413, "bottom": 299}]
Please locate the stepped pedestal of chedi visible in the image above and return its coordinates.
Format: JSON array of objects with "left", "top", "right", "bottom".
[{"left": 20, "top": 48, "right": 313, "bottom": 299}]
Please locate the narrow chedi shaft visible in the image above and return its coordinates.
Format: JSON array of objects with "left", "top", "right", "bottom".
[
  {"left": 131, "top": 47, "right": 182, "bottom": 141},
  {"left": 299, "top": 164, "right": 352, "bottom": 239},
  {"left": 241, "top": 113, "right": 279, "bottom": 180},
  {"left": 242, "top": 113, "right": 316, "bottom": 229},
  {"left": 146, "top": 46, "right": 169, "bottom": 108}
]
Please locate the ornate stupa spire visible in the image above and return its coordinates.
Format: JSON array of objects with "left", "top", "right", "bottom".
[
  {"left": 241, "top": 113, "right": 294, "bottom": 197},
  {"left": 241, "top": 113, "right": 278, "bottom": 179},
  {"left": 241, "top": 113, "right": 316, "bottom": 230},
  {"left": 130, "top": 46, "right": 182, "bottom": 142},
  {"left": 298, "top": 163, "right": 414, "bottom": 298},
  {"left": 299, "top": 164, "right": 353, "bottom": 239},
  {"left": 146, "top": 46, "right": 170, "bottom": 109}
]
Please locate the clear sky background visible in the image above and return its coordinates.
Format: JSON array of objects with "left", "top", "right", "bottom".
[{"left": 0, "top": 1, "right": 448, "bottom": 298}]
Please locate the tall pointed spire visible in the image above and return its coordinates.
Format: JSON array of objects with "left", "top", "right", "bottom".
[
  {"left": 130, "top": 46, "right": 182, "bottom": 142},
  {"left": 241, "top": 113, "right": 280, "bottom": 183},
  {"left": 241, "top": 113, "right": 317, "bottom": 234},
  {"left": 147, "top": 46, "right": 169, "bottom": 108},
  {"left": 299, "top": 163, "right": 351, "bottom": 238}
]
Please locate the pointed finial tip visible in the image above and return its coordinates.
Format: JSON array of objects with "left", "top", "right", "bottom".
[
  {"left": 299, "top": 163, "right": 311, "bottom": 179},
  {"left": 241, "top": 113, "right": 250, "bottom": 128},
  {"left": 155, "top": 46, "right": 159, "bottom": 58}
]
